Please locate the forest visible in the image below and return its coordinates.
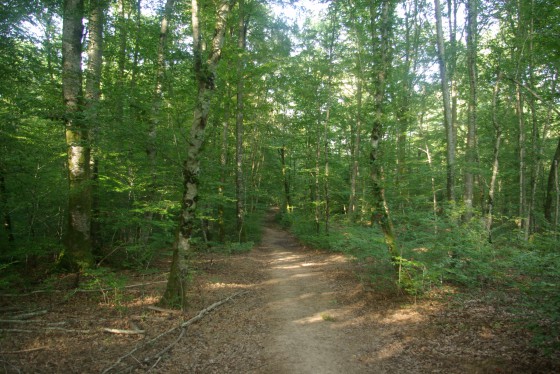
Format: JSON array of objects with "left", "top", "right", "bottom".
[{"left": 1, "top": 0, "right": 560, "bottom": 370}]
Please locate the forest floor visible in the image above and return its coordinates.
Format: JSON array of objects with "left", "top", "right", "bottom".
[{"left": 1, "top": 215, "right": 559, "bottom": 373}]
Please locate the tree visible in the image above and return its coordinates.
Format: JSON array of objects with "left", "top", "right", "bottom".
[
  {"left": 161, "top": 0, "right": 234, "bottom": 308},
  {"left": 368, "top": 0, "right": 401, "bottom": 275},
  {"left": 61, "top": 0, "right": 93, "bottom": 271},
  {"left": 434, "top": 0, "right": 455, "bottom": 202},
  {"left": 463, "top": 0, "right": 478, "bottom": 220},
  {"left": 85, "top": 0, "right": 106, "bottom": 253},
  {"left": 235, "top": 0, "right": 247, "bottom": 242}
]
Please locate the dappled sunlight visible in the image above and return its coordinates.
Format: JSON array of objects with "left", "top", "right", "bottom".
[
  {"left": 120, "top": 295, "right": 160, "bottom": 308},
  {"left": 206, "top": 282, "right": 254, "bottom": 290}
]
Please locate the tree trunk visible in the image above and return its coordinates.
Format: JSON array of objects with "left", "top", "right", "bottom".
[
  {"left": 61, "top": 0, "right": 93, "bottom": 271},
  {"left": 280, "top": 145, "right": 292, "bottom": 212},
  {"left": 545, "top": 140, "right": 560, "bottom": 222},
  {"left": 369, "top": 0, "right": 401, "bottom": 277},
  {"left": 0, "top": 171, "right": 14, "bottom": 243},
  {"left": 161, "top": 0, "right": 233, "bottom": 308},
  {"left": 464, "top": 0, "right": 478, "bottom": 221},
  {"left": 349, "top": 77, "right": 362, "bottom": 220},
  {"left": 486, "top": 72, "right": 503, "bottom": 241},
  {"left": 85, "top": 0, "right": 105, "bottom": 255},
  {"left": 447, "top": 0, "right": 458, "bottom": 171},
  {"left": 144, "top": 0, "right": 175, "bottom": 239},
  {"left": 235, "top": 0, "right": 247, "bottom": 242},
  {"left": 434, "top": 0, "right": 455, "bottom": 202},
  {"left": 218, "top": 83, "right": 231, "bottom": 242},
  {"left": 322, "top": 11, "right": 336, "bottom": 235}
]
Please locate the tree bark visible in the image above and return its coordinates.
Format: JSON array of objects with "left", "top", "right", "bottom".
[
  {"left": 434, "top": 0, "right": 455, "bottom": 202},
  {"left": 280, "top": 145, "right": 292, "bottom": 212},
  {"left": 369, "top": 0, "right": 401, "bottom": 276},
  {"left": 349, "top": 77, "right": 362, "bottom": 220},
  {"left": 486, "top": 72, "right": 502, "bottom": 241},
  {"left": 0, "top": 171, "right": 14, "bottom": 243},
  {"left": 85, "top": 0, "right": 105, "bottom": 254},
  {"left": 218, "top": 83, "right": 231, "bottom": 242},
  {"left": 464, "top": 0, "right": 478, "bottom": 221},
  {"left": 62, "top": 0, "right": 93, "bottom": 270},
  {"left": 144, "top": 0, "right": 175, "bottom": 238},
  {"left": 161, "top": 0, "right": 233, "bottom": 308},
  {"left": 235, "top": 0, "right": 246, "bottom": 242}
]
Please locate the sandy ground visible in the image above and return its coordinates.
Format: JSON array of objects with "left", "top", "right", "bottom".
[{"left": 1, "top": 218, "right": 558, "bottom": 373}]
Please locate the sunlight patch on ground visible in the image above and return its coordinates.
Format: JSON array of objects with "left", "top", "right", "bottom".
[
  {"left": 206, "top": 282, "right": 253, "bottom": 290},
  {"left": 117, "top": 295, "right": 160, "bottom": 308},
  {"left": 380, "top": 309, "right": 424, "bottom": 325}
]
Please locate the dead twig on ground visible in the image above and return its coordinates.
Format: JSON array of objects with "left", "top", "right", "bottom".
[
  {"left": 0, "top": 347, "right": 47, "bottom": 354},
  {"left": 7, "top": 310, "right": 48, "bottom": 320},
  {"left": 0, "top": 327, "right": 92, "bottom": 334},
  {"left": 103, "top": 328, "right": 145, "bottom": 335},
  {"left": 0, "top": 281, "right": 168, "bottom": 297},
  {"left": 146, "top": 305, "right": 182, "bottom": 314},
  {"left": 101, "top": 290, "right": 248, "bottom": 374}
]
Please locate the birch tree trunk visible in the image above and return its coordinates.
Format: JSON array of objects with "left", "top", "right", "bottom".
[
  {"left": 62, "top": 0, "right": 93, "bottom": 271},
  {"left": 161, "top": 0, "right": 233, "bottom": 308},
  {"left": 434, "top": 0, "right": 455, "bottom": 202}
]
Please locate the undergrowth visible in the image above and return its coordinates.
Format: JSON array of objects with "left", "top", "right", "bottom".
[{"left": 279, "top": 208, "right": 560, "bottom": 354}]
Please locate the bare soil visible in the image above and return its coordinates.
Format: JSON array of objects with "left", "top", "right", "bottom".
[{"left": 1, "top": 218, "right": 559, "bottom": 373}]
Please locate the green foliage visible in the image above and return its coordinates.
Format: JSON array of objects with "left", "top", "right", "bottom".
[{"left": 80, "top": 267, "right": 131, "bottom": 312}]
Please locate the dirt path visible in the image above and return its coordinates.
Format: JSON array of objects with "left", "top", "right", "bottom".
[{"left": 258, "top": 225, "right": 367, "bottom": 373}]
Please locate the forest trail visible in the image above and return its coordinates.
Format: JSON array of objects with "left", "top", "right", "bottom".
[{"left": 257, "top": 224, "right": 367, "bottom": 373}]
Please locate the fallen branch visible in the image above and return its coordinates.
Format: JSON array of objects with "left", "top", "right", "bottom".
[
  {"left": 103, "top": 328, "right": 145, "bottom": 335},
  {"left": 145, "top": 327, "right": 186, "bottom": 371},
  {"left": 8, "top": 310, "right": 48, "bottom": 320},
  {"left": 0, "top": 327, "right": 92, "bottom": 334},
  {"left": 0, "top": 290, "right": 61, "bottom": 297},
  {"left": 0, "top": 347, "right": 47, "bottom": 354},
  {"left": 78, "top": 280, "right": 168, "bottom": 293},
  {"left": 101, "top": 290, "right": 248, "bottom": 374},
  {"left": 0, "top": 320, "right": 65, "bottom": 327},
  {"left": 0, "top": 281, "right": 168, "bottom": 297},
  {"left": 180, "top": 290, "right": 248, "bottom": 328},
  {"left": 146, "top": 305, "right": 182, "bottom": 314}
]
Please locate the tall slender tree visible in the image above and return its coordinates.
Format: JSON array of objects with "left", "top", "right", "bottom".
[
  {"left": 434, "top": 0, "right": 455, "bottom": 202},
  {"left": 464, "top": 0, "right": 478, "bottom": 220},
  {"left": 235, "top": 0, "right": 247, "bottom": 242},
  {"left": 85, "top": 0, "right": 105, "bottom": 253},
  {"left": 61, "top": 0, "right": 93, "bottom": 271},
  {"left": 369, "top": 0, "right": 401, "bottom": 274},
  {"left": 161, "top": 0, "right": 234, "bottom": 308}
]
